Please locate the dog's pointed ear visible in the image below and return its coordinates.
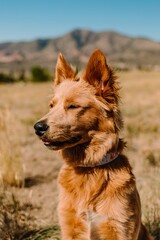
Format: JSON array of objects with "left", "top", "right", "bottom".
[
  {"left": 83, "top": 49, "right": 110, "bottom": 93},
  {"left": 83, "top": 50, "right": 118, "bottom": 102},
  {"left": 54, "top": 53, "right": 75, "bottom": 85}
]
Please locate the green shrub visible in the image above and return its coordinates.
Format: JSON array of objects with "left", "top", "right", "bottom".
[{"left": 31, "top": 66, "right": 50, "bottom": 82}]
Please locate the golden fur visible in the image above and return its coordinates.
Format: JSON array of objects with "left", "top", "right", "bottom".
[{"left": 35, "top": 50, "right": 153, "bottom": 239}]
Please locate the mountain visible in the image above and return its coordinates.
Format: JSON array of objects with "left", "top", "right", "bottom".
[{"left": 0, "top": 29, "right": 160, "bottom": 73}]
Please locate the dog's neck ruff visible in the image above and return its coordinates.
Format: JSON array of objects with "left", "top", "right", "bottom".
[{"left": 78, "top": 152, "right": 119, "bottom": 168}]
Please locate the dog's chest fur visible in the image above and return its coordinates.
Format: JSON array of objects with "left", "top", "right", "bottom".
[{"left": 58, "top": 156, "right": 136, "bottom": 223}]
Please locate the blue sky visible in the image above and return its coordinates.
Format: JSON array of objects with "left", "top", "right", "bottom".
[{"left": 0, "top": 0, "right": 160, "bottom": 42}]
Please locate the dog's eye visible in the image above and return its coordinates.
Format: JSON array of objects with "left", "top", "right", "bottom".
[{"left": 68, "top": 105, "right": 80, "bottom": 110}]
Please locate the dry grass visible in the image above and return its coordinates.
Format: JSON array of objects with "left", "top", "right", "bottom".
[
  {"left": 120, "top": 70, "right": 160, "bottom": 239},
  {"left": 0, "top": 109, "right": 24, "bottom": 187},
  {"left": 120, "top": 71, "right": 160, "bottom": 212},
  {"left": 0, "top": 71, "right": 160, "bottom": 239},
  {"left": 0, "top": 188, "right": 32, "bottom": 240}
]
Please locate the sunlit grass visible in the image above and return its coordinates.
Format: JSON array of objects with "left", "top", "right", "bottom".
[
  {"left": 0, "top": 109, "right": 24, "bottom": 187},
  {"left": 0, "top": 71, "right": 160, "bottom": 238}
]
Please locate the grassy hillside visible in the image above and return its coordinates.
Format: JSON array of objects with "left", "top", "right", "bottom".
[{"left": 0, "top": 70, "right": 160, "bottom": 239}]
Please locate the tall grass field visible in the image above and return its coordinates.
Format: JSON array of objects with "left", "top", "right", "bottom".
[{"left": 0, "top": 70, "right": 160, "bottom": 239}]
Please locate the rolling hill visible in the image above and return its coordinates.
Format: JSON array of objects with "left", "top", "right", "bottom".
[{"left": 0, "top": 29, "right": 160, "bottom": 73}]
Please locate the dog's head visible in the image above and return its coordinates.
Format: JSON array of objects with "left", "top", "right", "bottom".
[{"left": 34, "top": 50, "right": 123, "bottom": 151}]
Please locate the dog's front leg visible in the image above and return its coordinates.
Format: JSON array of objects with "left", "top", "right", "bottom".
[{"left": 58, "top": 188, "right": 90, "bottom": 240}]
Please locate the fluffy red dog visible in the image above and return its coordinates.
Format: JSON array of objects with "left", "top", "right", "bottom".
[{"left": 34, "top": 50, "right": 153, "bottom": 240}]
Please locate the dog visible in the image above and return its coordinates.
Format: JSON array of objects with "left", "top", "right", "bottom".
[{"left": 34, "top": 50, "right": 153, "bottom": 240}]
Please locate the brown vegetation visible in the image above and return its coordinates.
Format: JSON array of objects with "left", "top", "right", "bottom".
[{"left": 0, "top": 70, "right": 159, "bottom": 239}]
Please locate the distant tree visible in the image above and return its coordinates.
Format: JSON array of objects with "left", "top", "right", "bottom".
[
  {"left": 31, "top": 66, "right": 50, "bottom": 82},
  {"left": 0, "top": 73, "right": 15, "bottom": 83}
]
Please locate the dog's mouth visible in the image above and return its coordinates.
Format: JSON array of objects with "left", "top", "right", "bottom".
[{"left": 42, "top": 135, "right": 82, "bottom": 149}]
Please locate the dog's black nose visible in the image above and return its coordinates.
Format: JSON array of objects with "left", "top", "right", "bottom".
[{"left": 34, "top": 121, "right": 49, "bottom": 136}]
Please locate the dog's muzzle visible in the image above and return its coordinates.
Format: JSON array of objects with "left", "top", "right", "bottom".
[{"left": 34, "top": 121, "right": 49, "bottom": 136}]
